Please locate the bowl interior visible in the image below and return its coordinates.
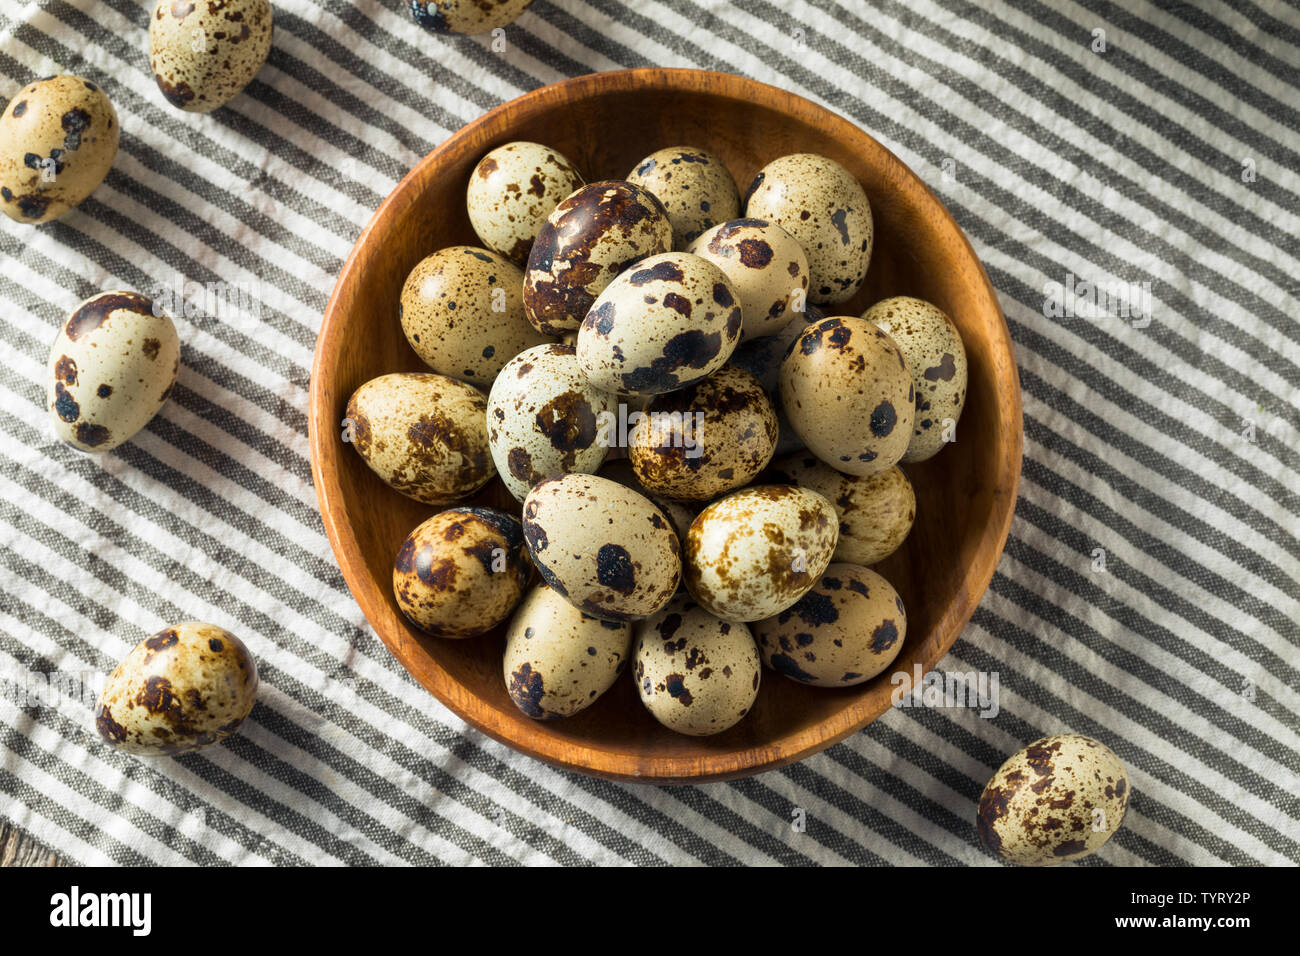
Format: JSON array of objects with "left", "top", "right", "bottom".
[{"left": 310, "top": 69, "right": 1021, "bottom": 783}]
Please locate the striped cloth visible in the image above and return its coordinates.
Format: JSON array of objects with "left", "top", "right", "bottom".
[{"left": 1, "top": 0, "right": 1297, "bottom": 867}]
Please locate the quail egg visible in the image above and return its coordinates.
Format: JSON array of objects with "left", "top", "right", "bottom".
[
  {"left": 399, "top": 246, "right": 550, "bottom": 390},
  {"left": 503, "top": 583, "right": 632, "bottom": 719},
  {"left": 47, "top": 292, "right": 179, "bottom": 453},
  {"left": 521, "top": 473, "right": 681, "bottom": 621},
  {"left": 862, "top": 296, "right": 968, "bottom": 463},
  {"left": 685, "top": 485, "right": 838, "bottom": 622},
  {"left": 744, "top": 153, "right": 872, "bottom": 305},
  {"left": 780, "top": 315, "right": 915, "bottom": 477},
  {"left": 344, "top": 372, "right": 495, "bottom": 505},
  {"left": 487, "top": 343, "right": 615, "bottom": 501},
  {"left": 393, "top": 507, "right": 529, "bottom": 639},
  {"left": 626, "top": 146, "right": 740, "bottom": 249},
  {"left": 95, "top": 621, "right": 258, "bottom": 756},
  {"left": 410, "top": 0, "right": 534, "bottom": 34},
  {"left": 630, "top": 365, "right": 777, "bottom": 501},
  {"left": 687, "top": 218, "right": 810, "bottom": 341},
  {"left": 577, "top": 251, "right": 742, "bottom": 396},
  {"left": 977, "top": 734, "right": 1131, "bottom": 866},
  {"left": 149, "top": 0, "right": 273, "bottom": 113},
  {"left": 522, "top": 180, "right": 672, "bottom": 336},
  {"left": 466, "top": 141, "right": 583, "bottom": 263},
  {"left": 0, "top": 75, "right": 118, "bottom": 224},
  {"left": 633, "top": 597, "right": 760, "bottom": 736},
  {"left": 769, "top": 454, "right": 915, "bottom": 566},
  {"left": 753, "top": 563, "right": 905, "bottom": 687}
]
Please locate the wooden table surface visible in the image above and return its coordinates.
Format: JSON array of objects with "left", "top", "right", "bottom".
[{"left": 0, "top": 819, "right": 71, "bottom": 867}]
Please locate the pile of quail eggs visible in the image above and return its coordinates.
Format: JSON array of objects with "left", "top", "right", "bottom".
[{"left": 345, "top": 139, "right": 972, "bottom": 740}]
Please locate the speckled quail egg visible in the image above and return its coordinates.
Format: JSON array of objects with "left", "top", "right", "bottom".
[
  {"left": 95, "top": 621, "right": 258, "bottom": 756},
  {"left": 487, "top": 343, "right": 615, "bottom": 501},
  {"left": 467, "top": 141, "right": 583, "bottom": 263},
  {"left": 503, "top": 583, "right": 631, "bottom": 719},
  {"left": 577, "top": 252, "right": 742, "bottom": 396},
  {"left": 862, "top": 296, "right": 968, "bottom": 463},
  {"left": 687, "top": 218, "right": 809, "bottom": 341},
  {"left": 780, "top": 315, "right": 915, "bottom": 477},
  {"left": 630, "top": 365, "right": 777, "bottom": 502},
  {"left": 626, "top": 147, "right": 740, "bottom": 249},
  {"left": 344, "top": 372, "right": 495, "bottom": 505},
  {"left": 744, "top": 153, "right": 872, "bottom": 305},
  {"left": 523, "top": 180, "right": 672, "bottom": 336},
  {"left": 47, "top": 292, "right": 179, "bottom": 453},
  {"left": 977, "top": 734, "right": 1131, "bottom": 866},
  {"left": 769, "top": 454, "right": 915, "bottom": 566},
  {"left": 410, "top": 0, "right": 534, "bottom": 34},
  {"left": 0, "top": 75, "right": 118, "bottom": 224},
  {"left": 633, "top": 597, "right": 760, "bottom": 736},
  {"left": 399, "top": 246, "right": 549, "bottom": 390},
  {"left": 393, "top": 507, "right": 529, "bottom": 638},
  {"left": 598, "top": 458, "right": 697, "bottom": 543},
  {"left": 753, "top": 563, "right": 905, "bottom": 688},
  {"left": 149, "top": 0, "right": 273, "bottom": 113},
  {"left": 521, "top": 473, "right": 681, "bottom": 621},
  {"left": 685, "top": 485, "right": 838, "bottom": 623}
]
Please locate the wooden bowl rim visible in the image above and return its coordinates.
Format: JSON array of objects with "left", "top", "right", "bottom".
[{"left": 309, "top": 67, "right": 1023, "bottom": 784}]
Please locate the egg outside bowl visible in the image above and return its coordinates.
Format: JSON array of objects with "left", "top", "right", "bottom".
[{"left": 309, "top": 69, "right": 1022, "bottom": 784}]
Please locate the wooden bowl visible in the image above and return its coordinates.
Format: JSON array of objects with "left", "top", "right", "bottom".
[{"left": 310, "top": 68, "right": 1022, "bottom": 784}]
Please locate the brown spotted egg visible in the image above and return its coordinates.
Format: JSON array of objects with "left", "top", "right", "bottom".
[
  {"left": 95, "top": 621, "right": 258, "bottom": 757},
  {"left": 576, "top": 252, "right": 742, "bottom": 397},
  {"left": 753, "top": 563, "right": 905, "bottom": 688},
  {"left": 978, "top": 734, "right": 1130, "bottom": 866},
  {"left": 521, "top": 473, "right": 681, "bottom": 622},
  {"left": 522, "top": 180, "right": 672, "bottom": 336},
  {"left": 626, "top": 146, "right": 740, "bottom": 249},
  {"left": 769, "top": 454, "right": 915, "bottom": 566},
  {"left": 344, "top": 372, "right": 495, "bottom": 505},
  {"left": 780, "top": 316, "right": 915, "bottom": 477},
  {"left": 685, "top": 485, "right": 838, "bottom": 623},
  {"left": 47, "top": 292, "right": 179, "bottom": 453},
  {"left": 400, "top": 246, "right": 550, "bottom": 390},
  {"left": 393, "top": 507, "right": 529, "bottom": 639},
  {"left": 149, "top": 0, "right": 273, "bottom": 113},
  {"left": 466, "top": 141, "right": 583, "bottom": 263},
  {"left": 503, "top": 583, "right": 631, "bottom": 719},
  {"left": 633, "top": 597, "right": 760, "bottom": 736},
  {"left": 410, "top": 0, "right": 534, "bottom": 34},
  {"left": 862, "top": 296, "right": 968, "bottom": 463},
  {"left": 0, "top": 75, "right": 118, "bottom": 224},
  {"left": 630, "top": 365, "right": 777, "bottom": 502},
  {"left": 687, "top": 218, "right": 809, "bottom": 341},
  {"left": 487, "top": 343, "right": 615, "bottom": 501},
  {"left": 744, "top": 153, "right": 872, "bottom": 305}
]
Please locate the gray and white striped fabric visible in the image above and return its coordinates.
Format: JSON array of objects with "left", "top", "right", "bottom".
[{"left": 1, "top": 0, "right": 1297, "bottom": 866}]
